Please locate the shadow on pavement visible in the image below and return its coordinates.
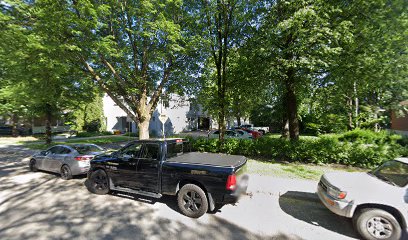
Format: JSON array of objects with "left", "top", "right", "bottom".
[
  {"left": 279, "top": 191, "right": 358, "bottom": 239},
  {"left": 0, "top": 165, "right": 304, "bottom": 240}
]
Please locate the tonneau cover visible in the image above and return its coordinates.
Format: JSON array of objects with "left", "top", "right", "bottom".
[{"left": 167, "top": 152, "right": 246, "bottom": 168}]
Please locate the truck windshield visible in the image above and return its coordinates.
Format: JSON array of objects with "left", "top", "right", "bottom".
[
  {"left": 370, "top": 160, "right": 408, "bottom": 187},
  {"left": 167, "top": 141, "right": 190, "bottom": 159}
]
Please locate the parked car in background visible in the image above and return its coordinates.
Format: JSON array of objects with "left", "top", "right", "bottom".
[
  {"left": 208, "top": 130, "right": 252, "bottom": 139},
  {"left": 87, "top": 139, "right": 249, "bottom": 218},
  {"left": 29, "top": 144, "right": 106, "bottom": 180},
  {"left": 317, "top": 158, "right": 408, "bottom": 240},
  {"left": 241, "top": 128, "right": 262, "bottom": 139},
  {"left": 0, "top": 125, "right": 32, "bottom": 136},
  {"left": 240, "top": 124, "right": 269, "bottom": 135}
]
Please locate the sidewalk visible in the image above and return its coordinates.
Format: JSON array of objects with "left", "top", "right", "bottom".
[{"left": 247, "top": 174, "right": 319, "bottom": 200}]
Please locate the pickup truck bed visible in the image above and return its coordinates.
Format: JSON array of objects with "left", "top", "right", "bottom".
[{"left": 167, "top": 152, "right": 246, "bottom": 168}]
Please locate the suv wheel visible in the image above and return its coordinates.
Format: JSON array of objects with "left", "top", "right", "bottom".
[
  {"left": 353, "top": 208, "right": 402, "bottom": 240},
  {"left": 88, "top": 170, "right": 110, "bottom": 195},
  {"left": 177, "top": 184, "right": 208, "bottom": 218}
]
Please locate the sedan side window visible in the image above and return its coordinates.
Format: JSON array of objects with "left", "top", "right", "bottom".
[
  {"left": 48, "top": 146, "right": 61, "bottom": 155},
  {"left": 226, "top": 131, "right": 234, "bottom": 136},
  {"left": 60, "top": 147, "right": 72, "bottom": 154},
  {"left": 120, "top": 143, "right": 142, "bottom": 159}
]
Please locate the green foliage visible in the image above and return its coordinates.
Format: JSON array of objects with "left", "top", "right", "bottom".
[
  {"left": 189, "top": 131, "right": 407, "bottom": 168},
  {"left": 75, "top": 131, "right": 113, "bottom": 138}
]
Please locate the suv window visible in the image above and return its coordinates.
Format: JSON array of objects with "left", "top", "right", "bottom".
[
  {"left": 141, "top": 143, "right": 160, "bottom": 160},
  {"left": 120, "top": 143, "right": 142, "bottom": 158}
]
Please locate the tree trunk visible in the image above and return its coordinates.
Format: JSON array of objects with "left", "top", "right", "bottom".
[
  {"left": 11, "top": 114, "right": 18, "bottom": 137},
  {"left": 236, "top": 115, "right": 241, "bottom": 127},
  {"left": 45, "top": 107, "right": 52, "bottom": 144},
  {"left": 138, "top": 119, "right": 150, "bottom": 139},
  {"left": 347, "top": 97, "right": 353, "bottom": 130},
  {"left": 282, "top": 117, "right": 289, "bottom": 139},
  {"left": 354, "top": 81, "right": 359, "bottom": 128},
  {"left": 285, "top": 69, "right": 299, "bottom": 140}
]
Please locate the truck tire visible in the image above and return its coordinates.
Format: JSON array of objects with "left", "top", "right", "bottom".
[
  {"left": 177, "top": 184, "right": 208, "bottom": 218},
  {"left": 88, "top": 169, "right": 110, "bottom": 195},
  {"left": 353, "top": 208, "right": 402, "bottom": 240}
]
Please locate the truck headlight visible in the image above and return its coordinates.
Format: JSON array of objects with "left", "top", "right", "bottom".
[{"left": 327, "top": 186, "right": 347, "bottom": 200}]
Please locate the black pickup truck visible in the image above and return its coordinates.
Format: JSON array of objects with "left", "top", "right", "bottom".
[{"left": 86, "top": 138, "right": 248, "bottom": 218}]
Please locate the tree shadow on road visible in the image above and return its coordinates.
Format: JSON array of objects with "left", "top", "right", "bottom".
[
  {"left": 279, "top": 191, "right": 358, "bottom": 239},
  {"left": 0, "top": 166, "right": 305, "bottom": 240}
]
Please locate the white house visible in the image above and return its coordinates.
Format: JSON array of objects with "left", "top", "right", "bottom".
[{"left": 103, "top": 94, "right": 217, "bottom": 137}]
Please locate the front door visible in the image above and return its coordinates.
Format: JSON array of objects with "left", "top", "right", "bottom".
[
  {"left": 112, "top": 142, "right": 142, "bottom": 188},
  {"left": 134, "top": 143, "right": 161, "bottom": 193},
  {"left": 42, "top": 146, "right": 62, "bottom": 172}
]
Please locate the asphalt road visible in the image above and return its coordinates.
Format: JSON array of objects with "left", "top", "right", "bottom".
[{"left": 0, "top": 146, "right": 359, "bottom": 240}]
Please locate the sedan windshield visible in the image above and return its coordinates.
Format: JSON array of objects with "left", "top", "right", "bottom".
[{"left": 371, "top": 160, "right": 408, "bottom": 187}]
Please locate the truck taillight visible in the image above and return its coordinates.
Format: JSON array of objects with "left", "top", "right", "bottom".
[
  {"left": 226, "top": 174, "right": 237, "bottom": 190},
  {"left": 75, "top": 156, "right": 93, "bottom": 161}
]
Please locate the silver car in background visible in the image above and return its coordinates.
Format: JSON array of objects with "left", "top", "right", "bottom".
[
  {"left": 208, "top": 130, "right": 253, "bottom": 139},
  {"left": 29, "top": 144, "right": 106, "bottom": 180}
]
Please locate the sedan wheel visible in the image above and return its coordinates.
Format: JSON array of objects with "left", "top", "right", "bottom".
[
  {"left": 60, "top": 165, "right": 72, "bottom": 180},
  {"left": 29, "top": 159, "right": 37, "bottom": 172}
]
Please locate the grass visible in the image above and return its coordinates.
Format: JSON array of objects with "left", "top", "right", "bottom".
[
  {"left": 246, "top": 159, "right": 365, "bottom": 180},
  {"left": 23, "top": 136, "right": 135, "bottom": 150}
]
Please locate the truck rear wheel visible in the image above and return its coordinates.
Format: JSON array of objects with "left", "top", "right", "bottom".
[
  {"left": 353, "top": 208, "right": 402, "bottom": 240},
  {"left": 177, "top": 184, "right": 208, "bottom": 218}
]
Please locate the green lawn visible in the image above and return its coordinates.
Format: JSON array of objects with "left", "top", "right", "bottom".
[
  {"left": 23, "top": 136, "right": 135, "bottom": 149},
  {"left": 246, "top": 159, "right": 365, "bottom": 180}
]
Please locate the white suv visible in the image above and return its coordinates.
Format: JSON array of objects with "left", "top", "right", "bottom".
[{"left": 317, "top": 158, "right": 408, "bottom": 240}]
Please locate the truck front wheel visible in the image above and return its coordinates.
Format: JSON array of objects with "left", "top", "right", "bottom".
[
  {"left": 177, "top": 184, "right": 208, "bottom": 218},
  {"left": 88, "top": 170, "right": 110, "bottom": 195},
  {"left": 353, "top": 208, "right": 402, "bottom": 240}
]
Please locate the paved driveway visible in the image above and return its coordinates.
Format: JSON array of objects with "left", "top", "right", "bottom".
[{"left": 0, "top": 147, "right": 359, "bottom": 240}]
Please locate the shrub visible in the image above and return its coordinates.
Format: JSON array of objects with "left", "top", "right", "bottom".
[
  {"left": 76, "top": 131, "right": 113, "bottom": 138},
  {"left": 187, "top": 130, "right": 406, "bottom": 168},
  {"left": 83, "top": 119, "right": 102, "bottom": 132}
]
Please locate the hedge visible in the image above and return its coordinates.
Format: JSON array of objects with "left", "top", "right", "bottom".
[{"left": 187, "top": 129, "right": 408, "bottom": 168}]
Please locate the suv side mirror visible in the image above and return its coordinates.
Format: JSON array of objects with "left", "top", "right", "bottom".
[{"left": 40, "top": 151, "right": 47, "bottom": 156}]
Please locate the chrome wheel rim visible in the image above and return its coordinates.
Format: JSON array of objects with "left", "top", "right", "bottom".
[
  {"left": 182, "top": 191, "right": 202, "bottom": 213},
  {"left": 366, "top": 216, "right": 393, "bottom": 239},
  {"left": 61, "top": 166, "right": 69, "bottom": 178}
]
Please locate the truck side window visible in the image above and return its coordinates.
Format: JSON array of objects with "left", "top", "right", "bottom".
[
  {"left": 142, "top": 144, "right": 159, "bottom": 160},
  {"left": 121, "top": 143, "right": 142, "bottom": 158}
]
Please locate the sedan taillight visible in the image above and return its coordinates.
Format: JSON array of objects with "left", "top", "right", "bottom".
[{"left": 75, "top": 155, "right": 93, "bottom": 161}]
